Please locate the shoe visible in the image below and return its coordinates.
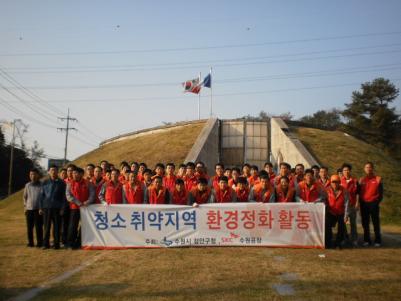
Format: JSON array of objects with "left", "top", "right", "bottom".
[
  {"left": 54, "top": 245, "right": 60, "bottom": 250},
  {"left": 27, "top": 243, "right": 34, "bottom": 248},
  {"left": 352, "top": 241, "right": 358, "bottom": 248},
  {"left": 374, "top": 243, "right": 381, "bottom": 247},
  {"left": 362, "top": 242, "right": 371, "bottom": 247}
]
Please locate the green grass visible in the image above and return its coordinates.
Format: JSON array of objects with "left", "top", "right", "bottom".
[{"left": 294, "top": 127, "right": 401, "bottom": 225}]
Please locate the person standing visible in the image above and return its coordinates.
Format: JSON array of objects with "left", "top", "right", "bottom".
[
  {"left": 65, "top": 167, "right": 95, "bottom": 249},
  {"left": 359, "top": 162, "right": 383, "bottom": 247},
  {"left": 325, "top": 175, "right": 350, "bottom": 249},
  {"left": 40, "top": 165, "right": 67, "bottom": 249},
  {"left": 340, "top": 163, "right": 359, "bottom": 247},
  {"left": 23, "top": 168, "right": 43, "bottom": 248}
]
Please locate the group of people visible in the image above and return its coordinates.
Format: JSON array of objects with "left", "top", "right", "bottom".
[{"left": 23, "top": 159, "right": 383, "bottom": 250}]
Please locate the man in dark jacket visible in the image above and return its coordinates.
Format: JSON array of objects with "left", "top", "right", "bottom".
[{"left": 40, "top": 165, "right": 67, "bottom": 249}]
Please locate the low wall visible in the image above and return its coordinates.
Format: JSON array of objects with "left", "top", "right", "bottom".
[
  {"left": 184, "top": 118, "right": 219, "bottom": 173},
  {"left": 270, "top": 118, "right": 319, "bottom": 168}
]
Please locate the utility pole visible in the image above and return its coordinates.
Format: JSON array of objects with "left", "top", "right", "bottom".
[
  {"left": 58, "top": 108, "right": 77, "bottom": 166},
  {"left": 7, "top": 119, "right": 21, "bottom": 196}
]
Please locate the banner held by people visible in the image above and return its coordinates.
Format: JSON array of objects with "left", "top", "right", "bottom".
[{"left": 81, "top": 203, "right": 325, "bottom": 249}]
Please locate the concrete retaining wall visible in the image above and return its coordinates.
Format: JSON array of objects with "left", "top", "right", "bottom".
[
  {"left": 270, "top": 117, "right": 319, "bottom": 168},
  {"left": 184, "top": 118, "right": 219, "bottom": 173}
]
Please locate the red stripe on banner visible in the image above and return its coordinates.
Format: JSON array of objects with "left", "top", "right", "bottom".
[{"left": 81, "top": 245, "right": 325, "bottom": 250}]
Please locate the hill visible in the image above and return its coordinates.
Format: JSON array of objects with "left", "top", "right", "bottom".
[
  {"left": 293, "top": 126, "right": 401, "bottom": 225},
  {"left": 73, "top": 120, "right": 206, "bottom": 168}
]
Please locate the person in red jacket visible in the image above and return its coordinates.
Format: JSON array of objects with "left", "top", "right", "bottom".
[
  {"left": 142, "top": 168, "right": 153, "bottom": 188},
  {"left": 211, "top": 176, "right": 237, "bottom": 203},
  {"left": 184, "top": 162, "right": 198, "bottom": 192},
  {"left": 176, "top": 164, "right": 186, "bottom": 179},
  {"left": 91, "top": 166, "right": 105, "bottom": 204},
  {"left": 235, "top": 176, "right": 250, "bottom": 202},
  {"left": 228, "top": 167, "right": 241, "bottom": 189},
  {"left": 249, "top": 175, "right": 275, "bottom": 203},
  {"left": 188, "top": 178, "right": 212, "bottom": 206},
  {"left": 359, "top": 162, "right": 383, "bottom": 247},
  {"left": 296, "top": 169, "right": 325, "bottom": 203},
  {"left": 85, "top": 163, "right": 95, "bottom": 181},
  {"left": 318, "top": 166, "right": 331, "bottom": 189},
  {"left": 65, "top": 167, "right": 95, "bottom": 249},
  {"left": 325, "top": 175, "right": 350, "bottom": 249},
  {"left": 274, "top": 162, "right": 295, "bottom": 188},
  {"left": 123, "top": 171, "right": 146, "bottom": 204},
  {"left": 248, "top": 165, "right": 260, "bottom": 187},
  {"left": 171, "top": 178, "right": 189, "bottom": 205},
  {"left": 195, "top": 161, "right": 209, "bottom": 181},
  {"left": 242, "top": 163, "right": 251, "bottom": 178},
  {"left": 275, "top": 176, "right": 295, "bottom": 203},
  {"left": 147, "top": 176, "right": 170, "bottom": 204},
  {"left": 210, "top": 162, "right": 225, "bottom": 191},
  {"left": 152, "top": 163, "right": 165, "bottom": 181},
  {"left": 294, "top": 163, "right": 305, "bottom": 186},
  {"left": 340, "top": 163, "right": 359, "bottom": 246},
  {"left": 163, "top": 163, "right": 177, "bottom": 193},
  {"left": 99, "top": 169, "right": 123, "bottom": 205},
  {"left": 263, "top": 162, "right": 276, "bottom": 183}
]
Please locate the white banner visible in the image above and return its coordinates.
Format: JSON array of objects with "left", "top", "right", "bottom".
[{"left": 81, "top": 203, "right": 325, "bottom": 249}]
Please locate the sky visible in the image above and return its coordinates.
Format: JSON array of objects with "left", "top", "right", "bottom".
[{"left": 1, "top": 0, "right": 401, "bottom": 165}]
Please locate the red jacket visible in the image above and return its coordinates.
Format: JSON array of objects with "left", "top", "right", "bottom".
[
  {"left": 210, "top": 175, "right": 221, "bottom": 191},
  {"left": 214, "top": 186, "right": 235, "bottom": 203},
  {"left": 235, "top": 186, "right": 250, "bottom": 202},
  {"left": 296, "top": 181, "right": 323, "bottom": 203},
  {"left": 318, "top": 178, "right": 331, "bottom": 189},
  {"left": 326, "top": 186, "right": 348, "bottom": 216},
  {"left": 275, "top": 186, "right": 295, "bottom": 203},
  {"left": 248, "top": 175, "right": 260, "bottom": 187},
  {"left": 103, "top": 181, "right": 123, "bottom": 204},
  {"left": 359, "top": 175, "right": 382, "bottom": 203},
  {"left": 123, "top": 182, "right": 144, "bottom": 204},
  {"left": 251, "top": 183, "right": 274, "bottom": 203},
  {"left": 341, "top": 176, "right": 358, "bottom": 206},
  {"left": 171, "top": 189, "right": 188, "bottom": 205},
  {"left": 184, "top": 175, "right": 198, "bottom": 192},
  {"left": 148, "top": 187, "right": 169, "bottom": 204},
  {"left": 189, "top": 187, "right": 211, "bottom": 204},
  {"left": 163, "top": 175, "right": 177, "bottom": 193},
  {"left": 69, "top": 179, "right": 90, "bottom": 210}
]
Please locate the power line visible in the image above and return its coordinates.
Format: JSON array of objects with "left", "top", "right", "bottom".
[
  {"left": 0, "top": 96, "right": 58, "bottom": 128},
  {"left": 4, "top": 42, "right": 401, "bottom": 72},
  {"left": 0, "top": 82, "right": 60, "bottom": 125},
  {"left": 2, "top": 63, "right": 400, "bottom": 90},
  {"left": 1, "top": 30, "right": 401, "bottom": 57},
  {"left": 5, "top": 48, "right": 401, "bottom": 75}
]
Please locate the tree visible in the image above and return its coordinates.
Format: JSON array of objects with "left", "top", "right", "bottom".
[
  {"left": 342, "top": 78, "right": 400, "bottom": 150},
  {"left": 299, "top": 109, "right": 342, "bottom": 130},
  {"left": 29, "top": 140, "right": 45, "bottom": 170}
]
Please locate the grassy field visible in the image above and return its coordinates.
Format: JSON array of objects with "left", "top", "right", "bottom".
[
  {"left": 294, "top": 127, "right": 401, "bottom": 225},
  {"left": 73, "top": 121, "right": 205, "bottom": 168},
  {"left": 1, "top": 189, "right": 401, "bottom": 301},
  {"left": 1, "top": 123, "right": 401, "bottom": 300}
]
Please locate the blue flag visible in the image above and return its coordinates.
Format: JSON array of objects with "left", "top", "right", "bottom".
[{"left": 203, "top": 73, "right": 211, "bottom": 88}]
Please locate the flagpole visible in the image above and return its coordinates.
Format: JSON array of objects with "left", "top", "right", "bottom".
[
  {"left": 209, "top": 67, "right": 213, "bottom": 117},
  {"left": 198, "top": 72, "right": 201, "bottom": 120}
]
